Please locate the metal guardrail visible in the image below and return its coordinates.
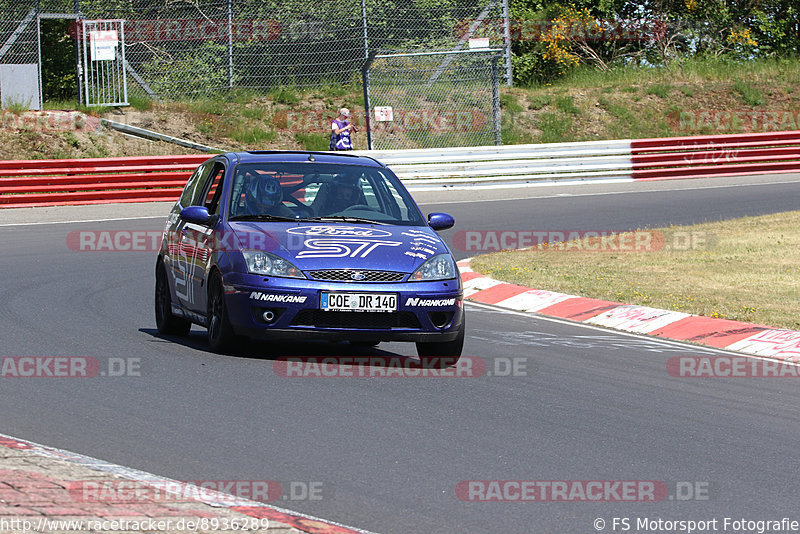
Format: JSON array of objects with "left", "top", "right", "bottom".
[
  {"left": 1, "top": 131, "right": 799, "bottom": 208},
  {"left": 354, "top": 140, "right": 633, "bottom": 185}
]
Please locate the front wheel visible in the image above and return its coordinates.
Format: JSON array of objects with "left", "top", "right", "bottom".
[
  {"left": 155, "top": 261, "right": 191, "bottom": 336},
  {"left": 416, "top": 318, "right": 465, "bottom": 367},
  {"left": 207, "top": 271, "right": 237, "bottom": 353}
]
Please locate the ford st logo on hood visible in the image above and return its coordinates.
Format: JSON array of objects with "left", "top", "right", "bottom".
[{"left": 286, "top": 226, "right": 394, "bottom": 238}]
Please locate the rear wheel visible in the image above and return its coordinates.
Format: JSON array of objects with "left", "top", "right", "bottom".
[
  {"left": 416, "top": 317, "right": 465, "bottom": 367},
  {"left": 207, "top": 271, "right": 237, "bottom": 352},
  {"left": 155, "top": 261, "right": 191, "bottom": 336}
]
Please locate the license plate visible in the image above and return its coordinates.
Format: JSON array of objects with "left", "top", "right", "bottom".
[{"left": 320, "top": 292, "right": 397, "bottom": 312}]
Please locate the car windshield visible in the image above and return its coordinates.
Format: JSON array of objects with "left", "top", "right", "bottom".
[{"left": 228, "top": 162, "right": 425, "bottom": 225}]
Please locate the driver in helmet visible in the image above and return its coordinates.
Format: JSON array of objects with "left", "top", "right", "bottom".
[
  {"left": 242, "top": 174, "right": 294, "bottom": 218},
  {"left": 321, "top": 173, "right": 363, "bottom": 214}
]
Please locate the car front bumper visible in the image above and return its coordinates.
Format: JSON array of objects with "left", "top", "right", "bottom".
[{"left": 223, "top": 272, "right": 464, "bottom": 342}]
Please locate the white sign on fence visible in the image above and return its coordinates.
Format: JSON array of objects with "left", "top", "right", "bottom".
[
  {"left": 468, "top": 38, "right": 490, "bottom": 49},
  {"left": 89, "top": 30, "right": 118, "bottom": 61},
  {"left": 374, "top": 106, "right": 394, "bottom": 121}
]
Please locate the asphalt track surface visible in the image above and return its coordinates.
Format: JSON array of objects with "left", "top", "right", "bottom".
[{"left": 2, "top": 174, "right": 800, "bottom": 533}]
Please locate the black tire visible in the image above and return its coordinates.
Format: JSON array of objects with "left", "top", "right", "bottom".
[
  {"left": 416, "top": 317, "right": 465, "bottom": 367},
  {"left": 207, "top": 270, "right": 237, "bottom": 353},
  {"left": 155, "top": 261, "right": 192, "bottom": 336}
]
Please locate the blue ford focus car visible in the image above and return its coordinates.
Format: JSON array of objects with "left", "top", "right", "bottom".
[{"left": 155, "top": 151, "right": 464, "bottom": 361}]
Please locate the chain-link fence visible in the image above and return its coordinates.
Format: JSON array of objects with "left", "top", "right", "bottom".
[
  {"left": 0, "top": 0, "right": 512, "bottom": 102},
  {"left": 364, "top": 49, "right": 501, "bottom": 150}
]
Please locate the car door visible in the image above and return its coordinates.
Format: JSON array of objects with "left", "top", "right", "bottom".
[{"left": 174, "top": 160, "right": 226, "bottom": 316}]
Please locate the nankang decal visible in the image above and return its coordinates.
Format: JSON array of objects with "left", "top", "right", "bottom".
[
  {"left": 249, "top": 292, "right": 308, "bottom": 303},
  {"left": 297, "top": 238, "right": 402, "bottom": 259},
  {"left": 405, "top": 297, "right": 457, "bottom": 307},
  {"left": 287, "top": 226, "right": 393, "bottom": 238}
]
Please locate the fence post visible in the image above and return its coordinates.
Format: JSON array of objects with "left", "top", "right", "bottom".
[
  {"left": 361, "top": 0, "right": 369, "bottom": 60},
  {"left": 227, "top": 0, "right": 233, "bottom": 90},
  {"left": 491, "top": 55, "right": 501, "bottom": 145},
  {"left": 361, "top": 51, "right": 377, "bottom": 150},
  {"left": 502, "top": 0, "right": 512, "bottom": 86}
]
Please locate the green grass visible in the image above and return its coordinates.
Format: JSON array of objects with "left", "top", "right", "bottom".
[
  {"left": 269, "top": 88, "right": 301, "bottom": 106},
  {"left": 733, "top": 80, "right": 765, "bottom": 106},
  {"left": 229, "top": 125, "right": 276, "bottom": 144},
  {"left": 500, "top": 93, "right": 524, "bottom": 113},
  {"left": 294, "top": 132, "right": 329, "bottom": 151},
  {"left": 538, "top": 112, "right": 572, "bottom": 143},
  {"left": 501, "top": 126, "right": 534, "bottom": 145},
  {"left": 186, "top": 99, "right": 226, "bottom": 115},
  {"left": 63, "top": 132, "right": 81, "bottom": 149},
  {"left": 227, "top": 88, "right": 260, "bottom": 105},
  {"left": 646, "top": 84, "right": 672, "bottom": 98},
  {"left": 128, "top": 95, "right": 154, "bottom": 111},
  {"left": 679, "top": 85, "right": 695, "bottom": 97},
  {"left": 470, "top": 211, "right": 800, "bottom": 330},
  {"left": 528, "top": 94, "right": 551, "bottom": 110},
  {"left": 240, "top": 107, "right": 267, "bottom": 120},
  {"left": 554, "top": 95, "right": 580, "bottom": 115},
  {"left": 2, "top": 101, "right": 31, "bottom": 113},
  {"left": 548, "top": 56, "right": 800, "bottom": 89}
]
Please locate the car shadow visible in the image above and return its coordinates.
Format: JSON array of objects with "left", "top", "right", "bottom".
[{"left": 138, "top": 327, "right": 420, "bottom": 365}]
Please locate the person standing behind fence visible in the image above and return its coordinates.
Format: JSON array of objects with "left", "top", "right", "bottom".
[{"left": 330, "top": 108, "right": 356, "bottom": 150}]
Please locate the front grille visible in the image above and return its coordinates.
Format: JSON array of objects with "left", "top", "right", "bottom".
[
  {"left": 307, "top": 269, "right": 406, "bottom": 283},
  {"left": 291, "top": 310, "right": 421, "bottom": 329}
]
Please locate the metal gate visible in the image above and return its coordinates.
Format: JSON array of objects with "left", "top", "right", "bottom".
[
  {"left": 362, "top": 49, "right": 503, "bottom": 150},
  {"left": 79, "top": 19, "right": 128, "bottom": 107}
]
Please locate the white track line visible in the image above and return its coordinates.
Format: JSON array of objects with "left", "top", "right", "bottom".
[
  {"left": 2, "top": 177, "right": 797, "bottom": 226},
  {"left": 0, "top": 215, "right": 166, "bottom": 227},
  {"left": 417, "top": 178, "right": 800, "bottom": 205}
]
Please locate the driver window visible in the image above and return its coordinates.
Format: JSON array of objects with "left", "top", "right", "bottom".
[
  {"left": 203, "top": 164, "right": 225, "bottom": 215},
  {"left": 359, "top": 176, "right": 381, "bottom": 211}
]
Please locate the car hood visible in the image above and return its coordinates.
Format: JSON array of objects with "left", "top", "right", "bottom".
[{"left": 227, "top": 222, "right": 450, "bottom": 272}]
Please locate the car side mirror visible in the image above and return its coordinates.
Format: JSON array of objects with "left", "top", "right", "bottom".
[
  {"left": 179, "top": 206, "right": 211, "bottom": 225},
  {"left": 427, "top": 212, "right": 455, "bottom": 231}
]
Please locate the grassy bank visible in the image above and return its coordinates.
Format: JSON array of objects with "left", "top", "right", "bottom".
[
  {"left": 1, "top": 56, "right": 799, "bottom": 159},
  {"left": 469, "top": 211, "right": 800, "bottom": 331}
]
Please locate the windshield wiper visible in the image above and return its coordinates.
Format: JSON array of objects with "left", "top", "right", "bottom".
[
  {"left": 229, "top": 214, "right": 299, "bottom": 222},
  {"left": 306, "top": 216, "right": 389, "bottom": 225}
]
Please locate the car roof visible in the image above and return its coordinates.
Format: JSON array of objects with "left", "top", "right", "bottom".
[{"left": 225, "top": 151, "right": 385, "bottom": 168}]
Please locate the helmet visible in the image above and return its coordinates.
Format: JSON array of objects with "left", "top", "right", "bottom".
[
  {"left": 332, "top": 173, "right": 360, "bottom": 196},
  {"left": 249, "top": 175, "right": 282, "bottom": 209}
]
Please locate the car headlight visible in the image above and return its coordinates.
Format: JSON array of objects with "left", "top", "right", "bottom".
[
  {"left": 410, "top": 254, "right": 457, "bottom": 281},
  {"left": 242, "top": 250, "right": 306, "bottom": 278}
]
